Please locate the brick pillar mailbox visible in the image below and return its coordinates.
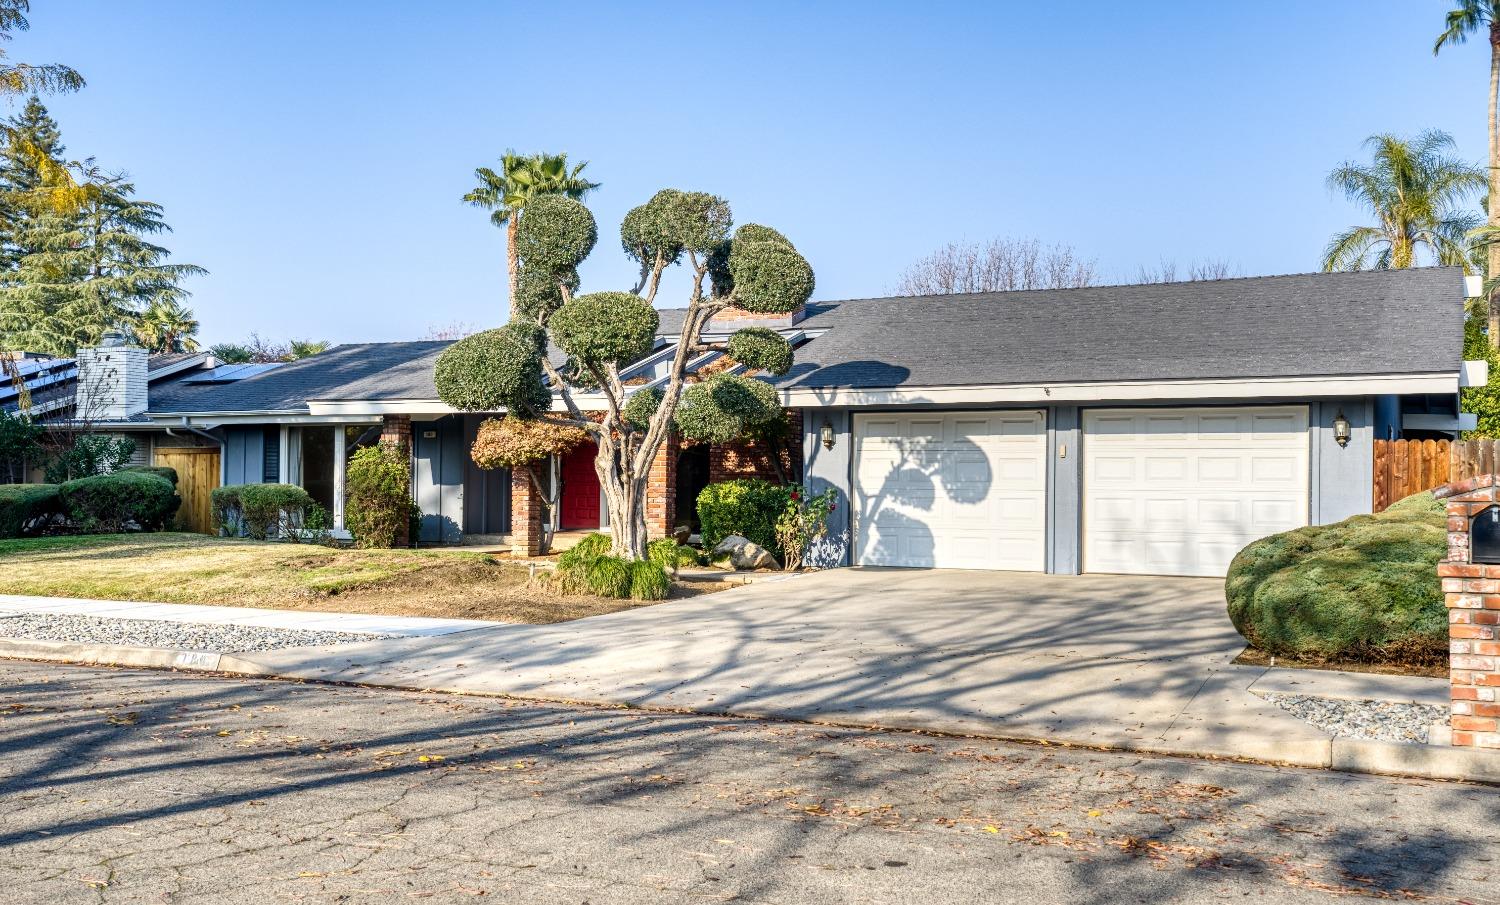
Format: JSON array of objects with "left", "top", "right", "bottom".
[{"left": 1435, "top": 475, "right": 1500, "bottom": 749}]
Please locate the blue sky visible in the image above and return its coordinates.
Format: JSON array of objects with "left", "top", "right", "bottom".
[{"left": 12, "top": 1, "right": 1489, "bottom": 345}]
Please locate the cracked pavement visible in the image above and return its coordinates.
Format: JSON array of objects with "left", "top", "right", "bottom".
[{"left": 1, "top": 661, "right": 1497, "bottom": 904}]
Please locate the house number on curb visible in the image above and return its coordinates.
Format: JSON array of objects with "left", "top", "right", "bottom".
[{"left": 1472, "top": 505, "right": 1500, "bottom": 564}]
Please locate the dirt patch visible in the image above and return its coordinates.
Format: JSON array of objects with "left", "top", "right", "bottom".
[{"left": 1233, "top": 646, "right": 1446, "bottom": 679}]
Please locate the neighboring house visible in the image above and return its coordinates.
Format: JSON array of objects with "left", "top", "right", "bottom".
[{"left": 6, "top": 267, "right": 1482, "bottom": 578}]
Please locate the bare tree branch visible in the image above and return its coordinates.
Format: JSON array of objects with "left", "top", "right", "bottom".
[{"left": 893, "top": 237, "right": 1098, "bottom": 296}]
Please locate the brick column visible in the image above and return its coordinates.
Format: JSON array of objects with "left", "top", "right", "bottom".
[
  {"left": 380, "top": 414, "right": 413, "bottom": 547},
  {"left": 380, "top": 414, "right": 412, "bottom": 448},
  {"left": 645, "top": 434, "right": 678, "bottom": 539},
  {"left": 1435, "top": 475, "right": 1500, "bottom": 749},
  {"left": 511, "top": 463, "right": 545, "bottom": 557}
]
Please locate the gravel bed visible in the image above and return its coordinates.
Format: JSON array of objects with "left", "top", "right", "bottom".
[
  {"left": 0, "top": 612, "right": 398, "bottom": 653},
  {"left": 1256, "top": 691, "right": 1449, "bottom": 744}
]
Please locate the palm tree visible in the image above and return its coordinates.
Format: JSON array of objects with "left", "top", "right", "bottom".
[
  {"left": 1437, "top": 2, "right": 1500, "bottom": 343},
  {"left": 462, "top": 152, "right": 599, "bottom": 314},
  {"left": 134, "top": 296, "right": 200, "bottom": 353},
  {"left": 1322, "top": 131, "right": 1485, "bottom": 272}
]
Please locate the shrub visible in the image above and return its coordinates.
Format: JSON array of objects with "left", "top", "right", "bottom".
[
  {"left": 0, "top": 483, "right": 61, "bottom": 538},
  {"left": 775, "top": 486, "right": 839, "bottom": 571},
  {"left": 697, "top": 478, "right": 793, "bottom": 558},
  {"left": 119, "top": 465, "right": 179, "bottom": 486},
  {"left": 554, "top": 532, "right": 671, "bottom": 600},
  {"left": 212, "top": 483, "right": 314, "bottom": 540},
  {"left": 549, "top": 291, "right": 659, "bottom": 367},
  {"left": 59, "top": 471, "right": 179, "bottom": 533},
  {"left": 674, "top": 373, "right": 782, "bottom": 444},
  {"left": 648, "top": 537, "right": 699, "bottom": 572},
  {"left": 44, "top": 434, "right": 136, "bottom": 484},
  {"left": 1225, "top": 491, "right": 1447, "bottom": 667},
  {"left": 470, "top": 416, "right": 587, "bottom": 470},
  {"left": 726, "top": 327, "right": 794, "bottom": 376},
  {"left": 345, "top": 444, "right": 411, "bottom": 548}
]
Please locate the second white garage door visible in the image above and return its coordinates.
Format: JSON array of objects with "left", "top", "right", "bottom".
[
  {"left": 854, "top": 411, "right": 1046, "bottom": 570},
  {"left": 1082, "top": 406, "right": 1309, "bottom": 577}
]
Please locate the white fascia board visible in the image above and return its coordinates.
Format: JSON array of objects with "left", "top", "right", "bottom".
[
  {"left": 1462, "top": 359, "right": 1490, "bottom": 388},
  {"left": 148, "top": 410, "right": 379, "bottom": 426},
  {"left": 778, "top": 373, "right": 1461, "bottom": 407}
]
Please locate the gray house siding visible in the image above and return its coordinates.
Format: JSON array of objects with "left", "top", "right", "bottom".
[
  {"left": 461, "top": 414, "right": 510, "bottom": 535},
  {"left": 801, "top": 407, "right": 852, "bottom": 568},
  {"left": 1045, "top": 405, "right": 1082, "bottom": 575},
  {"left": 1310, "top": 397, "right": 1374, "bottom": 525},
  {"left": 221, "top": 426, "right": 265, "bottom": 486},
  {"left": 414, "top": 415, "right": 465, "bottom": 544}
]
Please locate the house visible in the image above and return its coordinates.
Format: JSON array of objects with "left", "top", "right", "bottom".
[{"left": 9, "top": 266, "right": 1480, "bottom": 578}]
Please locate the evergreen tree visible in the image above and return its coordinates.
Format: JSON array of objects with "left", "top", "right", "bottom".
[{"left": 0, "top": 95, "right": 64, "bottom": 271}]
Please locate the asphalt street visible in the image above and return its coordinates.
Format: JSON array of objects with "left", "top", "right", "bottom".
[{"left": 1, "top": 661, "right": 1496, "bottom": 904}]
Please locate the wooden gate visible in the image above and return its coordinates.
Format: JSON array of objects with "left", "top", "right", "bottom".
[
  {"left": 1373, "top": 438, "right": 1500, "bottom": 512},
  {"left": 153, "top": 447, "right": 220, "bottom": 533}
]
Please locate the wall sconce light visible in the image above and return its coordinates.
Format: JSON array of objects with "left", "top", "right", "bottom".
[
  {"left": 820, "top": 416, "right": 836, "bottom": 451},
  {"left": 1332, "top": 410, "right": 1351, "bottom": 448}
]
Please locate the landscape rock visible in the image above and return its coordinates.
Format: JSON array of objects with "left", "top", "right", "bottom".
[{"left": 713, "top": 534, "right": 780, "bottom": 571}]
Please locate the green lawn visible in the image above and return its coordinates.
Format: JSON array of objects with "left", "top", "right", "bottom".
[{"left": 0, "top": 533, "right": 711, "bottom": 622}]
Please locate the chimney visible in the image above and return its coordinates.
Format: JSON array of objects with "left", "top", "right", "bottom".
[
  {"left": 707, "top": 304, "right": 808, "bottom": 330},
  {"left": 74, "top": 331, "right": 148, "bottom": 421}
]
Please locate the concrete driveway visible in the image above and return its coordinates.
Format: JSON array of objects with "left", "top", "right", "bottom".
[{"left": 222, "top": 567, "right": 1395, "bottom": 765}]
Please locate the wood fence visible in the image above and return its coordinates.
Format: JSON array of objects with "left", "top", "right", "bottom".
[{"left": 1372, "top": 438, "right": 1500, "bottom": 512}]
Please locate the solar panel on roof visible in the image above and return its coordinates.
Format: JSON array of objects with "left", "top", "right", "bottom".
[{"left": 180, "top": 362, "right": 283, "bottom": 384}]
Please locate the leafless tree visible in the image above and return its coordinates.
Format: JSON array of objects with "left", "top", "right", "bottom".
[
  {"left": 422, "top": 322, "right": 478, "bottom": 341},
  {"left": 893, "top": 237, "right": 1098, "bottom": 296},
  {"left": 1132, "top": 259, "right": 1241, "bottom": 284}
]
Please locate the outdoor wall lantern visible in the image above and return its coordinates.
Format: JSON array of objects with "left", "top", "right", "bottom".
[
  {"left": 820, "top": 417, "right": 836, "bottom": 451},
  {"left": 1332, "top": 410, "right": 1351, "bottom": 448}
]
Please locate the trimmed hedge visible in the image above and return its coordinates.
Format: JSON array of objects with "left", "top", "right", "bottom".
[
  {"left": 0, "top": 483, "right": 62, "bottom": 538},
  {"left": 345, "top": 444, "right": 411, "bottom": 548},
  {"left": 1225, "top": 491, "right": 1447, "bottom": 667},
  {"left": 119, "top": 465, "right": 179, "bottom": 486},
  {"left": 697, "top": 478, "right": 792, "bottom": 559},
  {"left": 212, "top": 483, "right": 315, "bottom": 540},
  {"left": 59, "top": 471, "right": 180, "bottom": 533}
]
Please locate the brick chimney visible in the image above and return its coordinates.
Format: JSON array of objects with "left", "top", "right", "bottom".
[
  {"left": 74, "top": 331, "right": 148, "bottom": 421},
  {"left": 707, "top": 304, "right": 808, "bottom": 330}
]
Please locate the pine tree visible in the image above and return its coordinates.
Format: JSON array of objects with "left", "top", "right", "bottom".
[{"left": 0, "top": 95, "right": 65, "bottom": 270}]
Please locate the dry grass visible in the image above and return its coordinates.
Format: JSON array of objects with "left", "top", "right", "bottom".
[{"left": 0, "top": 533, "right": 720, "bottom": 623}]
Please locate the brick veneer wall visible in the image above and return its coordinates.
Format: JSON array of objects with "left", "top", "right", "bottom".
[
  {"left": 646, "top": 434, "right": 678, "bottom": 539},
  {"left": 707, "top": 409, "right": 803, "bottom": 485},
  {"left": 1435, "top": 475, "right": 1500, "bottom": 749}
]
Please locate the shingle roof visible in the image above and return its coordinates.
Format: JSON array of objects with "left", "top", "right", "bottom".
[
  {"left": 768, "top": 266, "right": 1466, "bottom": 390},
  {"left": 147, "top": 267, "right": 1467, "bottom": 415},
  {"left": 148, "top": 342, "right": 452, "bottom": 413}
]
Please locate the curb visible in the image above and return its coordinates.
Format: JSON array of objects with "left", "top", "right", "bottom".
[{"left": 3, "top": 639, "right": 1497, "bottom": 786}]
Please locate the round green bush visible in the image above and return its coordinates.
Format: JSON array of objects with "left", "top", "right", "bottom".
[
  {"left": 549, "top": 292, "right": 659, "bottom": 366},
  {"left": 697, "top": 478, "right": 793, "bottom": 559},
  {"left": 622, "top": 386, "right": 663, "bottom": 429},
  {"left": 674, "top": 373, "right": 781, "bottom": 444},
  {"left": 433, "top": 322, "right": 552, "bottom": 416},
  {"left": 515, "top": 194, "right": 596, "bottom": 275},
  {"left": 119, "top": 465, "right": 179, "bottom": 486},
  {"left": 734, "top": 223, "right": 793, "bottom": 248},
  {"left": 728, "top": 235, "right": 815, "bottom": 314},
  {"left": 60, "top": 471, "right": 180, "bottom": 533},
  {"left": 513, "top": 264, "right": 578, "bottom": 324},
  {"left": 619, "top": 189, "right": 732, "bottom": 264},
  {"left": 1225, "top": 491, "right": 1448, "bottom": 667},
  {"left": 0, "top": 483, "right": 61, "bottom": 538},
  {"left": 726, "top": 327, "right": 794, "bottom": 375},
  {"left": 212, "top": 483, "right": 315, "bottom": 540}
]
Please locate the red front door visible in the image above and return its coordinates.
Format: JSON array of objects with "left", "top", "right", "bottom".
[{"left": 559, "top": 442, "right": 602, "bottom": 530}]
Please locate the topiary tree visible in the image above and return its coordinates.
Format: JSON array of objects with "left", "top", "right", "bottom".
[{"left": 436, "top": 187, "right": 812, "bottom": 559}]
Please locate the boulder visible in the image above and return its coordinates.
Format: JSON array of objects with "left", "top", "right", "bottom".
[{"left": 713, "top": 534, "right": 780, "bottom": 571}]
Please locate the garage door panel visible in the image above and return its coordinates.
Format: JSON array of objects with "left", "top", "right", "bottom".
[
  {"left": 1083, "top": 406, "right": 1308, "bottom": 577},
  {"left": 854, "top": 411, "right": 1045, "bottom": 571}
]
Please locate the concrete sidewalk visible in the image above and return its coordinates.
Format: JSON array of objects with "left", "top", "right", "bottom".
[{"left": 0, "top": 594, "right": 503, "bottom": 637}]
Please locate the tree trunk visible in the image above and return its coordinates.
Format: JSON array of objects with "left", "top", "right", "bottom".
[
  {"left": 595, "top": 435, "right": 651, "bottom": 560},
  {"left": 506, "top": 215, "right": 520, "bottom": 319},
  {"left": 1488, "top": 25, "right": 1500, "bottom": 348}
]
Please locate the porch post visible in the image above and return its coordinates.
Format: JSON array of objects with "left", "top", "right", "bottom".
[
  {"left": 511, "top": 463, "right": 544, "bottom": 556},
  {"left": 645, "top": 432, "right": 678, "bottom": 539},
  {"left": 332, "top": 426, "right": 346, "bottom": 532}
]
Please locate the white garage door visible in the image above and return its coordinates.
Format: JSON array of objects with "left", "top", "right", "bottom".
[
  {"left": 854, "top": 411, "right": 1046, "bottom": 570},
  {"left": 1082, "top": 406, "right": 1309, "bottom": 577}
]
